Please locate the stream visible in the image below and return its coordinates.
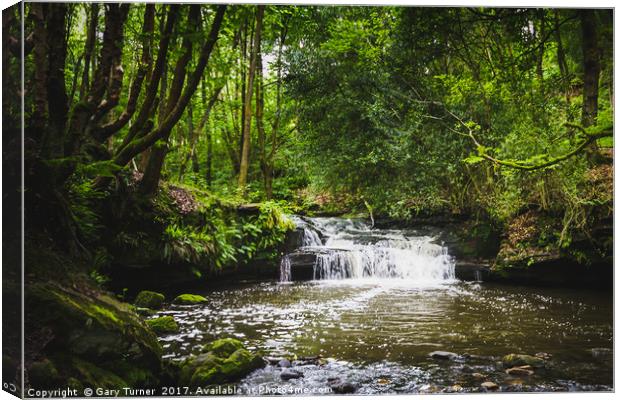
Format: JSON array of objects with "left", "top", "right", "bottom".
[{"left": 151, "top": 217, "right": 613, "bottom": 393}]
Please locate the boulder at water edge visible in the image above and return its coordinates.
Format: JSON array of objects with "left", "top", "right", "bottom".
[
  {"left": 25, "top": 282, "right": 163, "bottom": 389},
  {"left": 179, "top": 338, "right": 265, "bottom": 387},
  {"left": 147, "top": 316, "right": 179, "bottom": 334},
  {"left": 134, "top": 291, "right": 165, "bottom": 309}
]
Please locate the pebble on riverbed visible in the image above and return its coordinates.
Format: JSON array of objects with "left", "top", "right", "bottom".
[
  {"left": 481, "top": 381, "right": 499, "bottom": 391},
  {"left": 535, "top": 352, "right": 552, "bottom": 360},
  {"left": 428, "top": 351, "right": 459, "bottom": 360},
  {"left": 506, "top": 364, "right": 534, "bottom": 376},
  {"left": 327, "top": 377, "right": 357, "bottom": 394},
  {"left": 471, "top": 373, "right": 486, "bottom": 380},
  {"left": 278, "top": 359, "right": 292, "bottom": 368},
  {"left": 280, "top": 369, "right": 304, "bottom": 380}
]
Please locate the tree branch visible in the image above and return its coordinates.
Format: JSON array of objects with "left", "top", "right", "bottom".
[
  {"left": 447, "top": 108, "right": 613, "bottom": 171},
  {"left": 114, "top": 5, "right": 227, "bottom": 167}
]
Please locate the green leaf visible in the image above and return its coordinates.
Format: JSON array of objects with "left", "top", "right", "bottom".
[{"left": 463, "top": 155, "right": 485, "bottom": 164}]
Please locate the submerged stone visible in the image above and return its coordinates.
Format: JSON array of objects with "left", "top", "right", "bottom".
[
  {"left": 173, "top": 294, "right": 208, "bottom": 305},
  {"left": 146, "top": 316, "right": 179, "bottom": 334},
  {"left": 329, "top": 379, "right": 357, "bottom": 394},
  {"left": 277, "top": 359, "right": 292, "bottom": 368},
  {"left": 280, "top": 369, "right": 304, "bottom": 380},
  {"left": 535, "top": 352, "right": 552, "bottom": 360},
  {"left": 502, "top": 354, "right": 545, "bottom": 368},
  {"left": 134, "top": 291, "right": 165, "bottom": 310},
  {"left": 481, "top": 381, "right": 499, "bottom": 391},
  {"left": 429, "top": 351, "right": 459, "bottom": 360},
  {"left": 506, "top": 367, "right": 534, "bottom": 376},
  {"left": 264, "top": 356, "right": 281, "bottom": 365}
]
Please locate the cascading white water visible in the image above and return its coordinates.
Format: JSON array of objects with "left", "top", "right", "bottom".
[
  {"left": 279, "top": 255, "right": 292, "bottom": 282},
  {"left": 290, "top": 216, "right": 323, "bottom": 247},
  {"left": 301, "top": 227, "right": 322, "bottom": 247},
  {"left": 284, "top": 217, "right": 455, "bottom": 283}
]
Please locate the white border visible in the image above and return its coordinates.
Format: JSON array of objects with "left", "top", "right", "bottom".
[{"left": 0, "top": 1, "right": 616, "bottom": 400}]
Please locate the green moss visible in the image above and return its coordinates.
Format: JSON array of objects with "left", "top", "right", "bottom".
[
  {"left": 219, "top": 348, "right": 264, "bottom": 378},
  {"left": 71, "top": 358, "right": 128, "bottom": 389},
  {"left": 502, "top": 354, "right": 545, "bottom": 368},
  {"left": 104, "top": 360, "right": 158, "bottom": 387},
  {"left": 180, "top": 341, "right": 265, "bottom": 388},
  {"left": 172, "top": 294, "right": 207, "bottom": 305},
  {"left": 25, "top": 282, "right": 163, "bottom": 387},
  {"left": 134, "top": 291, "right": 165, "bottom": 309},
  {"left": 180, "top": 353, "right": 223, "bottom": 386},
  {"left": 146, "top": 316, "right": 179, "bottom": 334},
  {"left": 202, "top": 338, "right": 244, "bottom": 358}
]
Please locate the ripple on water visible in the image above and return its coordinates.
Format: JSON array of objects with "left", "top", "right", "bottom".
[{"left": 152, "top": 280, "right": 612, "bottom": 392}]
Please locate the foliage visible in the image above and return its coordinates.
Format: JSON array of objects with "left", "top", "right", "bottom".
[{"left": 7, "top": 4, "right": 613, "bottom": 279}]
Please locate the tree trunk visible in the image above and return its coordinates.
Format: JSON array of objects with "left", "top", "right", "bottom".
[
  {"left": 114, "top": 5, "right": 226, "bottom": 169},
  {"left": 256, "top": 49, "right": 267, "bottom": 196},
  {"left": 79, "top": 3, "right": 99, "bottom": 100},
  {"left": 65, "top": 3, "right": 129, "bottom": 157},
  {"left": 554, "top": 10, "right": 570, "bottom": 104},
  {"left": 93, "top": 4, "right": 155, "bottom": 142},
  {"left": 178, "top": 103, "right": 194, "bottom": 181},
  {"left": 119, "top": 5, "right": 178, "bottom": 153},
  {"left": 140, "top": 5, "right": 200, "bottom": 195},
  {"left": 580, "top": 10, "right": 600, "bottom": 128},
  {"left": 536, "top": 10, "right": 545, "bottom": 89},
  {"left": 206, "top": 115, "right": 213, "bottom": 187},
  {"left": 238, "top": 5, "right": 264, "bottom": 192},
  {"left": 265, "top": 20, "right": 289, "bottom": 200},
  {"left": 30, "top": 4, "right": 48, "bottom": 134}
]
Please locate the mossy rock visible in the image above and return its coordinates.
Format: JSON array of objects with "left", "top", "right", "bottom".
[
  {"left": 28, "top": 359, "right": 60, "bottom": 389},
  {"left": 147, "top": 316, "right": 179, "bottom": 334},
  {"left": 184, "top": 353, "right": 224, "bottom": 387},
  {"left": 202, "top": 338, "right": 244, "bottom": 358},
  {"left": 180, "top": 340, "right": 265, "bottom": 388},
  {"left": 218, "top": 348, "right": 265, "bottom": 378},
  {"left": 172, "top": 294, "right": 208, "bottom": 305},
  {"left": 101, "top": 359, "right": 159, "bottom": 387},
  {"left": 71, "top": 358, "right": 128, "bottom": 389},
  {"left": 134, "top": 291, "right": 165, "bottom": 309},
  {"left": 502, "top": 354, "right": 545, "bottom": 368},
  {"left": 25, "top": 282, "right": 163, "bottom": 387}
]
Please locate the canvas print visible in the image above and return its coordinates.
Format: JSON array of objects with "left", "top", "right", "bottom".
[{"left": 2, "top": 1, "right": 614, "bottom": 397}]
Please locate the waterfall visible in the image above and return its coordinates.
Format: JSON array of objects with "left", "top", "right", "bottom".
[
  {"left": 312, "top": 239, "right": 454, "bottom": 281},
  {"left": 281, "top": 217, "right": 456, "bottom": 283},
  {"left": 301, "top": 227, "right": 322, "bottom": 247},
  {"left": 279, "top": 255, "right": 292, "bottom": 282}
]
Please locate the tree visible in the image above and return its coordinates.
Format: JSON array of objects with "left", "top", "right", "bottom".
[{"left": 237, "top": 5, "right": 264, "bottom": 192}]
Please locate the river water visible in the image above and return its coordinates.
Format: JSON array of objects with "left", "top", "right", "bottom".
[{"left": 152, "top": 217, "right": 613, "bottom": 393}]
